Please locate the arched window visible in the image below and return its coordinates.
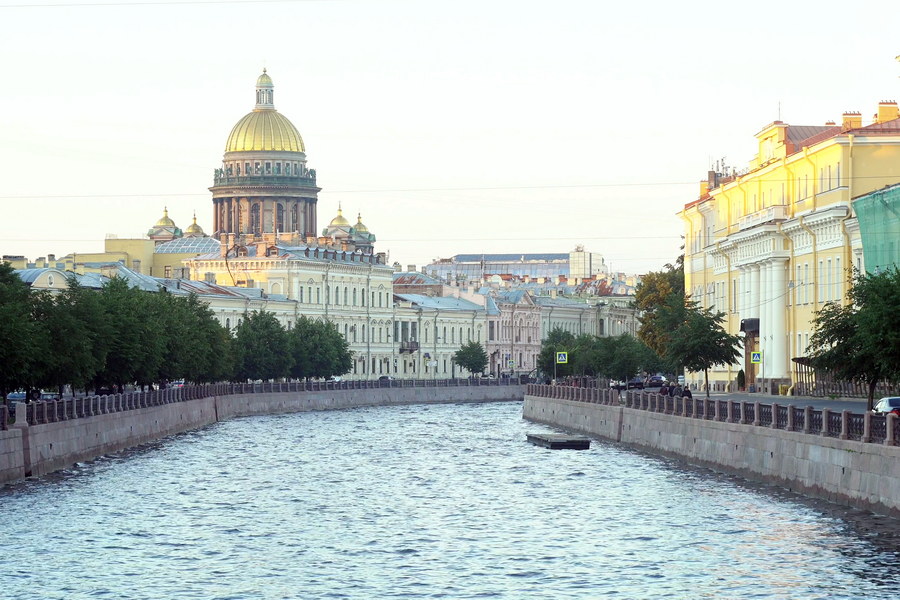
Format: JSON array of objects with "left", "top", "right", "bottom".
[
  {"left": 344, "top": 288, "right": 348, "bottom": 305},
  {"left": 353, "top": 288, "right": 357, "bottom": 306}
]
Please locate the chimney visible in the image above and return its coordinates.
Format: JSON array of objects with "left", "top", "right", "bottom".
[
  {"left": 407, "top": 264, "right": 415, "bottom": 272},
  {"left": 876, "top": 101, "right": 899, "bottom": 124},
  {"left": 825, "top": 120, "right": 836, "bottom": 126},
  {"left": 841, "top": 111, "right": 862, "bottom": 131}
]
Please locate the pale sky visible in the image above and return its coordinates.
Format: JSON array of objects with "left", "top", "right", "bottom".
[{"left": 1, "top": 0, "right": 898, "bottom": 274}]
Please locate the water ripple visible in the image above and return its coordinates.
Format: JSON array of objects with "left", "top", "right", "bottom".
[{"left": 1, "top": 402, "right": 899, "bottom": 599}]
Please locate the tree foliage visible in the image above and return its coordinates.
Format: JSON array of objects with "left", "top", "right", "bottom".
[
  {"left": 665, "top": 298, "right": 742, "bottom": 397},
  {"left": 536, "top": 328, "right": 577, "bottom": 378},
  {"left": 452, "top": 341, "right": 488, "bottom": 375},
  {"left": 233, "top": 310, "right": 292, "bottom": 382},
  {"left": 0, "top": 263, "right": 41, "bottom": 399},
  {"left": 810, "top": 268, "right": 900, "bottom": 410},
  {"left": 635, "top": 258, "right": 684, "bottom": 359},
  {"left": 287, "top": 316, "right": 353, "bottom": 381}
]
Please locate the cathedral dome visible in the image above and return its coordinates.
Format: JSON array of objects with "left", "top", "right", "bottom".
[
  {"left": 224, "top": 70, "right": 305, "bottom": 153},
  {"left": 354, "top": 213, "right": 369, "bottom": 233},
  {"left": 184, "top": 213, "right": 205, "bottom": 237},
  {"left": 329, "top": 207, "right": 350, "bottom": 228},
  {"left": 154, "top": 207, "right": 176, "bottom": 228},
  {"left": 225, "top": 111, "right": 305, "bottom": 153}
]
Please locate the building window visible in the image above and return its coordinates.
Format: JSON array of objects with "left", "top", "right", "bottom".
[{"left": 164, "top": 265, "right": 172, "bottom": 278}]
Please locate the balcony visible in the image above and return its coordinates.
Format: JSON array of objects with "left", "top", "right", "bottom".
[
  {"left": 737, "top": 205, "right": 788, "bottom": 231},
  {"left": 400, "top": 341, "right": 420, "bottom": 353},
  {"left": 211, "top": 173, "right": 317, "bottom": 188}
]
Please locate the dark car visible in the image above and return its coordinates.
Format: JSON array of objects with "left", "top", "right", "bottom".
[
  {"left": 626, "top": 377, "right": 644, "bottom": 390},
  {"left": 646, "top": 375, "right": 665, "bottom": 388}
]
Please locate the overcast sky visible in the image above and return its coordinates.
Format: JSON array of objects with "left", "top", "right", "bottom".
[{"left": 1, "top": 0, "right": 898, "bottom": 274}]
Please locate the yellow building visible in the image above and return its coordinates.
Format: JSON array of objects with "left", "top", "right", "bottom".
[{"left": 681, "top": 101, "right": 900, "bottom": 393}]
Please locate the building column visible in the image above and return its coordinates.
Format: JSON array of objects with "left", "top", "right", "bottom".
[
  {"left": 770, "top": 258, "right": 788, "bottom": 379},
  {"left": 749, "top": 264, "right": 761, "bottom": 319}
]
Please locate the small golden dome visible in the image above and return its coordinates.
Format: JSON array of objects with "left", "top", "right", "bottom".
[
  {"left": 185, "top": 213, "right": 205, "bottom": 236},
  {"left": 329, "top": 207, "right": 350, "bottom": 228},
  {"left": 256, "top": 68, "right": 273, "bottom": 87},
  {"left": 354, "top": 213, "right": 369, "bottom": 233},
  {"left": 154, "top": 207, "right": 176, "bottom": 228}
]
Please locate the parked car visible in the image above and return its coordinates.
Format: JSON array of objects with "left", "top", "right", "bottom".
[
  {"left": 626, "top": 377, "right": 644, "bottom": 390},
  {"left": 610, "top": 380, "right": 626, "bottom": 391},
  {"left": 378, "top": 375, "right": 394, "bottom": 381},
  {"left": 40, "top": 392, "right": 61, "bottom": 401},
  {"left": 646, "top": 375, "right": 665, "bottom": 388},
  {"left": 873, "top": 397, "right": 900, "bottom": 416},
  {"left": 5, "top": 392, "right": 26, "bottom": 419}
]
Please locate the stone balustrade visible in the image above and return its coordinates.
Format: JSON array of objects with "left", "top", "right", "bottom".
[{"left": 525, "top": 384, "right": 898, "bottom": 446}]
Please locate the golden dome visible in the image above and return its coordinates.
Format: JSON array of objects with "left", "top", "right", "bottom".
[
  {"left": 354, "top": 213, "right": 369, "bottom": 233},
  {"left": 224, "top": 70, "right": 305, "bottom": 153},
  {"left": 185, "top": 213, "right": 205, "bottom": 236},
  {"left": 225, "top": 110, "right": 305, "bottom": 153},
  {"left": 329, "top": 207, "right": 350, "bottom": 228},
  {"left": 256, "top": 69, "right": 273, "bottom": 87},
  {"left": 154, "top": 207, "right": 176, "bottom": 228}
]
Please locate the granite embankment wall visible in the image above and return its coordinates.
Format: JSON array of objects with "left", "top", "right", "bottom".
[
  {"left": 524, "top": 391, "right": 900, "bottom": 518},
  {"left": 1, "top": 384, "right": 523, "bottom": 486}
]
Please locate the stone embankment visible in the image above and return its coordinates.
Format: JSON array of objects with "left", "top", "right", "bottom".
[
  {"left": 524, "top": 384, "right": 900, "bottom": 518},
  {"left": 0, "top": 380, "right": 524, "bottom": 486}
]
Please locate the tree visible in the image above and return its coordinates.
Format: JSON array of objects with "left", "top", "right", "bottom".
[
  {"left": 665, "top": 300, "right": 742, "bottom": 397},
  {"left": 32, "top": 277, "right": 110, "bottom": 394},
  {"left": 93, "top": 277, "right": 166, "bottom": 392},
  {"left": 635, "top": 258, "right": 684, "bottom": 362},
  {"left": 537, "top": 328, "right": 577, "bottom": 378},
  {"left": 0, "top": 262, "right": 42, "bottom": 401},
  {"left": 452, "top": 341, "right": 488, "bottom": 375},
  {"left": 233, "top": 310, "right": 291, "bottom": 381},
  {"left": 287, "top": 317, "right": 353, "bottom": 381},
  {"left": 809, "top": 268, "right": 900, "bottom": 411}
]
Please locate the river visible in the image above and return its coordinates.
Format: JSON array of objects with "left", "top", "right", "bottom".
[{"left": 1, "top": 401, "right": 898, "bottom": 599}]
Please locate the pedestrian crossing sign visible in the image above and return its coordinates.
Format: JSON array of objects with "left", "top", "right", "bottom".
[
  {"left": 556, "top": 352, "right": 568, "bottom": 364},
  {"left": 751, "top": 351, "right": 762, "bottom": 364}
]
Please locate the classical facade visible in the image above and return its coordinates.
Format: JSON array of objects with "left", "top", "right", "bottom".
[{"left": 681, "top": 101, "right": 900, "bottom": 391}]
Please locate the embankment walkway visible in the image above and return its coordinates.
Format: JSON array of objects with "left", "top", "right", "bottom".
[
  {"left": 524, "top": 384, "right": 900, "bottom": 518},
  {"left": 0, "top": 380, "right": 524, "bottom": 486}
]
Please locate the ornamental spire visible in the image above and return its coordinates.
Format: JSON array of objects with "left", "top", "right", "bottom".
[{"left": 255, "top": 68, "right": 274, "bottom": 110}]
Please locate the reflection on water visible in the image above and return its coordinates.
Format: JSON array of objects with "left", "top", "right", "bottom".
[{"left": 1, "top": 402, "right": 898, "bottom": 599}]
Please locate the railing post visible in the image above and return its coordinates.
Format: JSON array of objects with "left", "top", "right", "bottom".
[
  {"left": 691, "top": 397, "right": 698, "bottom": 418},
  {"left": 840, "top": 410, "right": 850, "bottom": 441},
  {"left": 821, "top": 408, "right": 831, "bottom": 437},
  {"left": 786, "top": 405, "right": 794, "bottom": 431},
  {"left": 753, "top": 401, "right": 760, "bottom": 426},
  {"left": 771, "top": 403, "right": 780, "bottom": 429},
  {"left": 738, "top": 401, "right": 747, "bottom": 425},
  {"left": 803, "top": 406, "right": 811, "bottom": 434},
  {"left": 886, "top": 413, "right": 896, "bottom": 447},
  {"left": 862, "top": 412, "right": 871, "bottom": 444}
]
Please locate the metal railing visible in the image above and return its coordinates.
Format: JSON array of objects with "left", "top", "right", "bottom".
[
  {"left": 525, "top": 384, "right": 899, "bottom": 446},
  {"left": 0, "top": 377, "right": 524, "bottom": 430}
]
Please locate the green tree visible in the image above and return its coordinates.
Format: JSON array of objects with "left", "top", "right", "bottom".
[
  {"left": 537, "top": 328, "right": 577, "bottom": 378},
  {"left": 287, "top": 317, "right": 353, "bottom": 381},
  {"left": 665, "top": 300, "right": 742, "bottom": 397},
  {"left": 32, "top": 277, "right": 110, "bottom": 394},
  {"left": 93, "top": 277, "right": 166, "bottom": 391},
  {"left": 0, "top": 262, "right": 42, "bottom": 401},
  {"left": 233, "top": 310, "right": 291, "bottom": 381},
  {"left": 809, "top": 268, "right": 900, "bottom": 411},
  {"left": 452, "top": 341, "right": 488, "bottom": 375},
  {"left": 635, "top": 258, "right": 684, "bottom": 362}
]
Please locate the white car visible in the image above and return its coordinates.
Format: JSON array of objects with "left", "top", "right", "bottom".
[{"left": 873, "top": 397, "right": 900, "bottom": 416}]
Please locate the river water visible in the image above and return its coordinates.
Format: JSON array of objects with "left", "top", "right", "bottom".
[{"left": 2, "top": 401, "right": 899, "bottom": 599}]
